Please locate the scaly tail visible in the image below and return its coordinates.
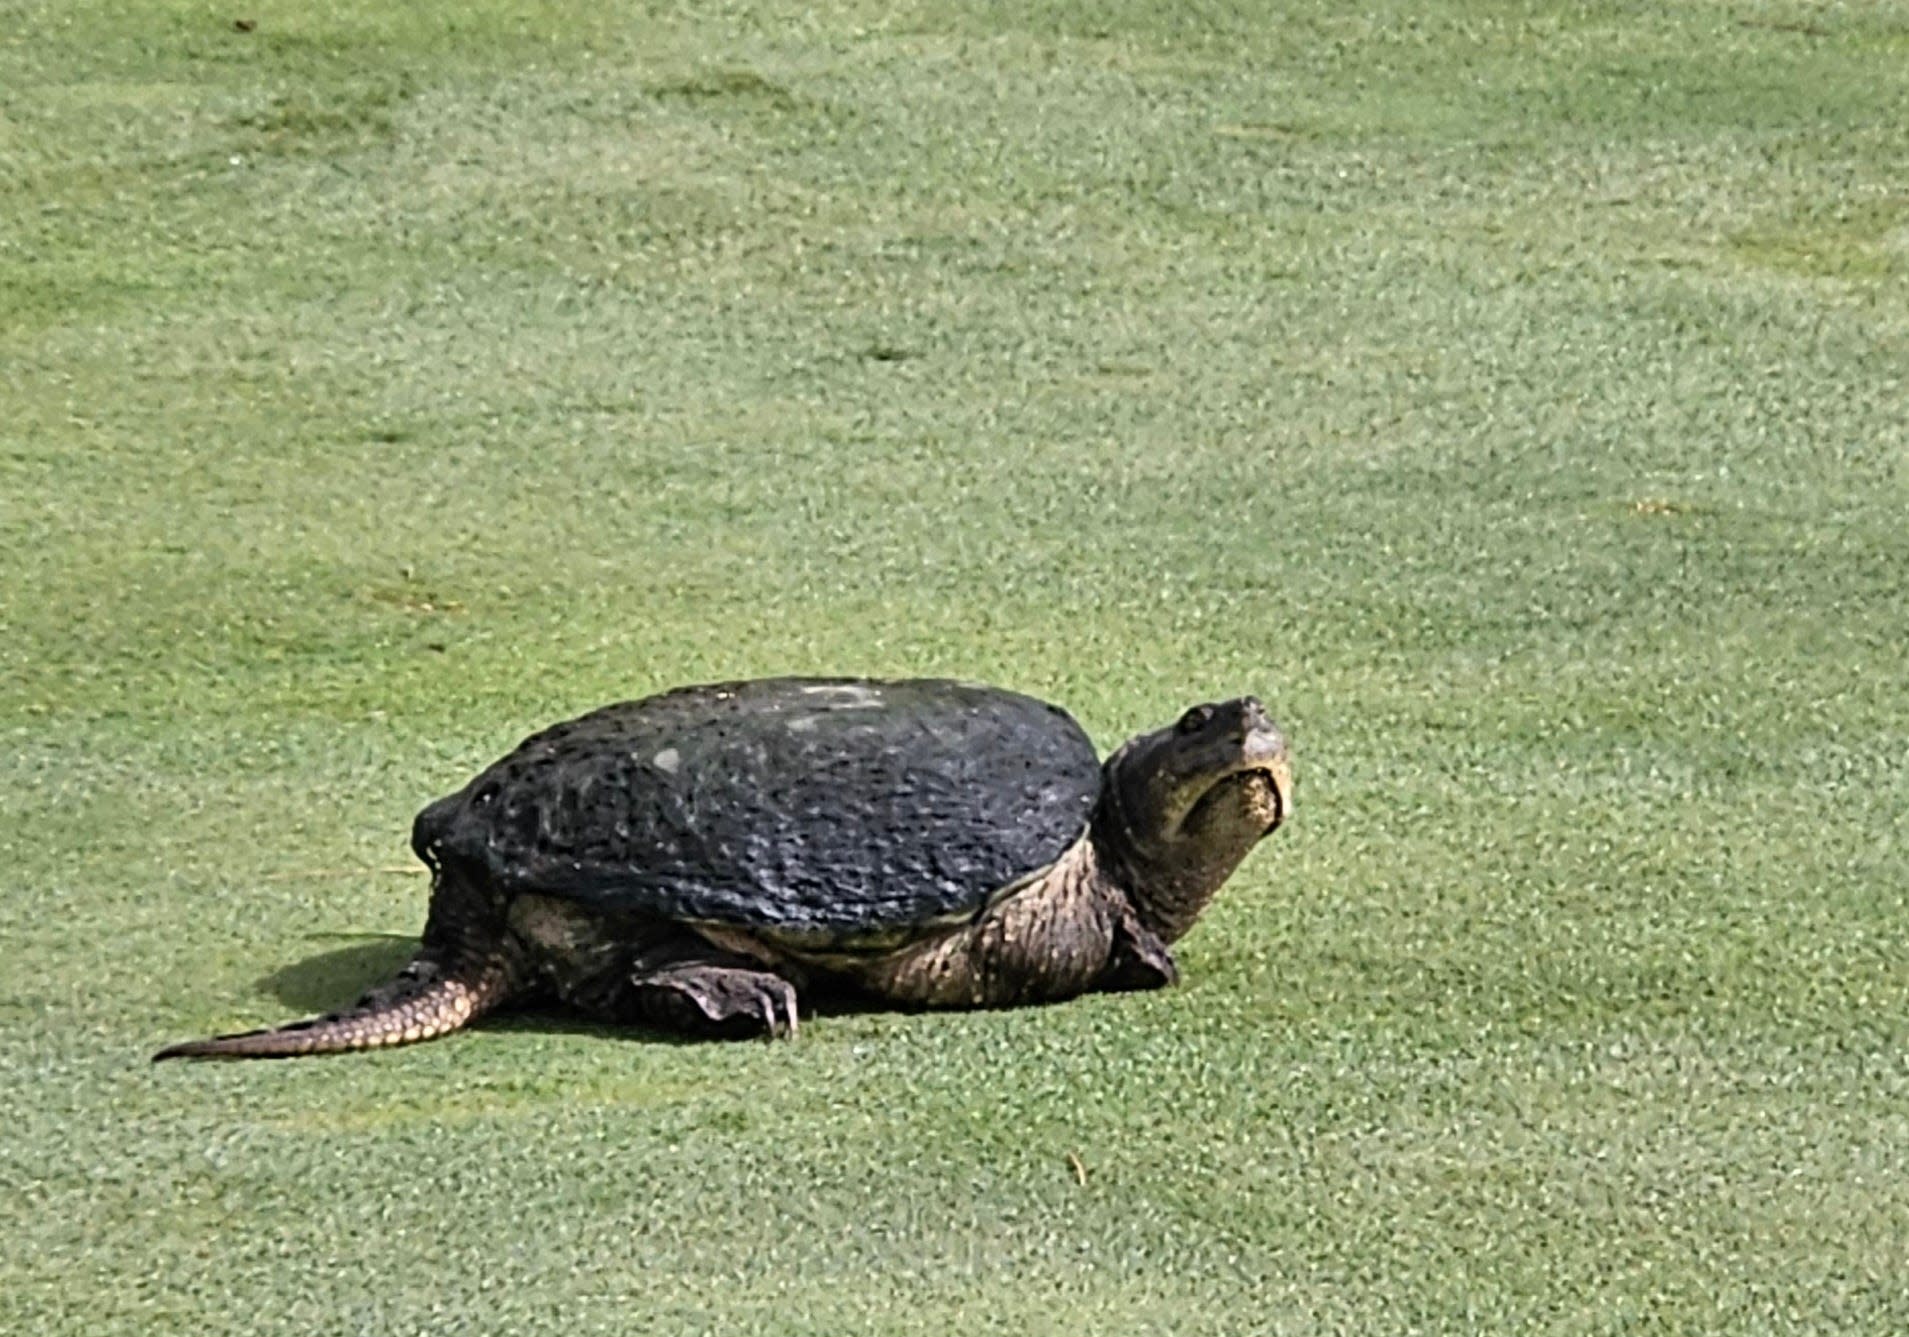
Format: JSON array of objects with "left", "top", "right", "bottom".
[
  {"left": 154, "top": 869, "right": 523, "bottom": 1061},
  {"left": 150, "top": 950, "right": 517, "bottom": 1059}
]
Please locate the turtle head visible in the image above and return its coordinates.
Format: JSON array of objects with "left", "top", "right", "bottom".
[{"left": 1095, "top": 696, "right": 1292, "bottom": 943}]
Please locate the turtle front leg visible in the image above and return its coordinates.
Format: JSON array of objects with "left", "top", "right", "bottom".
[{"left": 1098, "top": 908, "right": 1179, "bottom": 993}]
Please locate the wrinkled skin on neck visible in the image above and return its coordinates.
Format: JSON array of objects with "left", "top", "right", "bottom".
[{"left": 1091, "top": 697, "right": 1292, "bottom": 944}]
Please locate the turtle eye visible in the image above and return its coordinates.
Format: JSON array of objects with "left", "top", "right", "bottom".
[{"left": 1176, "top": 705, "right": 1216, "bottom": 736}]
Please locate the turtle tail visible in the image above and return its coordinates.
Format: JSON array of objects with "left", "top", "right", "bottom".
[{"left": 153, "top": 869, "right": 524, "bottom": 1061}]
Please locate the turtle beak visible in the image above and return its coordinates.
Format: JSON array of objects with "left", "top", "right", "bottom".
[
  {"left": 1265, "top": 751, "right": 1294, "bottom": 826},
  {"left": 1235, "top": 697, "right": 1292, "bottom": 828}
]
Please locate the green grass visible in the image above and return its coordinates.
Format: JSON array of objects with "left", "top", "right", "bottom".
[{"left": 4, "top": 0, "right": 1908, "bottom": 1331}]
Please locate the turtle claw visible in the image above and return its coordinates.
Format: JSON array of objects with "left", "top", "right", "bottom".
[{"left": 759, "top": 977, "right": 800, "bottom": 1041}]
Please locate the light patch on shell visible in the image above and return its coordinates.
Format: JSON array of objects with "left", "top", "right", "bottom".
[
  {"left": 799, "top": 683, "right": 882, "bottom": 708},
  {"left": 652, "top": 747, "right": 681, "bottom": 773}
]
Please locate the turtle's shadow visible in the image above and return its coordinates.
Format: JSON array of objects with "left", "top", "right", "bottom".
[
  {"left": 257, "top": 938, "right": 882, "bottom": 1046},
  {"left": 259, "top": 936, "right": 416, "bottom": 1012}
]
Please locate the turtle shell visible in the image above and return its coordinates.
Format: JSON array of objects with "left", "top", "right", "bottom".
[{"left": 412, "top": 678, "right": 1103, "bottom": 938}]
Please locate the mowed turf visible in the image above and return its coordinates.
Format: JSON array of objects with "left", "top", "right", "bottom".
[{"left": 4, "top": 0, "right": 1908, "bottom": 1331}]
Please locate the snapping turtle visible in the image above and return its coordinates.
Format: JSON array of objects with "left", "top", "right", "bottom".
[{"left": 156, "top": 678, "right": 1291, "bottom": 1058}]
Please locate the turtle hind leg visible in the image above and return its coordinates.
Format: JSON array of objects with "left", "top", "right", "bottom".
[
  {"left": 569, "top": 939, "right": 801, "bottom": 1040},
  {"left": 153, "top": 868, "right": 523, "bottom": 1061},
  {"left": 628, "top": 957, "right": 802, "bottom": 1039},
  {"left": 506, "top": 897, "right": 802, "bottom": 1040}
]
